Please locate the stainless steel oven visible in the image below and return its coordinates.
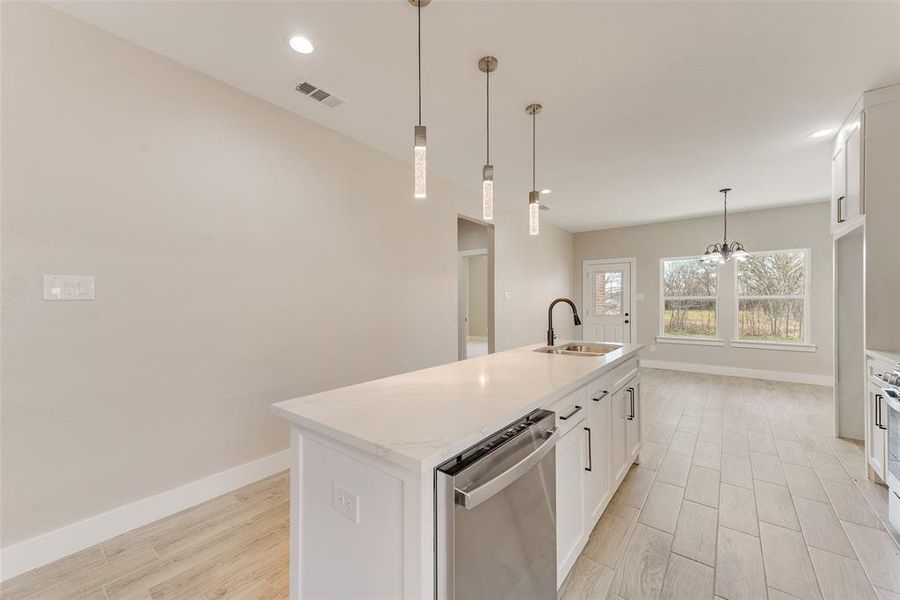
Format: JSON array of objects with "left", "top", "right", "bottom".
[
  {"left": 435, "top": 409, "right": 558, "bottom": 600},
  {"left": 882, "top": 385, "right": 900, "bottom": 533}
]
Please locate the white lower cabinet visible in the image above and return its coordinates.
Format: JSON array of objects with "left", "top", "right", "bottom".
[
  {"left": 867, "top": 382, "right": 888, "bottom": 481},
  {"left": 555, "top": 366, "right": 642, "bottom": 588},
  {"left": 586, "top": 376, "right": 612, "bottom": 526},
  {"left": 555, "top": 406, "right": 587, "bottom": 585}
]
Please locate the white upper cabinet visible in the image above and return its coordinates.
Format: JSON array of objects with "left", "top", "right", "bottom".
[{"left": 831, "top": 107, "right": 865, "bottom": 236}]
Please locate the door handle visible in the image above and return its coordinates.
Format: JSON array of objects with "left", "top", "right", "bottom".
[
  {"left": 626, "top": 387, "right": 635, "bottom": 420},
  {"left": 584, "top": 427, "right": 592, "bottom": 472},
  {"left": 559, "top": 405, "right": 583, "bottom": 421},
  {"left": 593, "top": 390, "right": 609, "bottom": 402},
  {"left": 837, "top": 195, "right": 846, "bottom": 223}
]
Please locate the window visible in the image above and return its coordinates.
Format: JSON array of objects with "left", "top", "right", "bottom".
[
  {"left": 593, "top": 270, "right": 623, "bottom": 316},
  {"left": 736, "top": 249, "right": 809, "bottom": 343},
  {"left": 660, "top": 258, "right": 718, "bottom": 338}
]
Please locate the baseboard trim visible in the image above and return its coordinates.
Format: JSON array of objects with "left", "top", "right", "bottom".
[
  {"left": 0, "top": 449, "right": 289, "bottom": 582},
  {"left": 639, "top": 359, "right": 834, "bottom": 387}
]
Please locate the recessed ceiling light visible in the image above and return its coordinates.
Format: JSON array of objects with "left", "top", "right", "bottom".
[
  {"left": 289, "top": 35, "right": 314, "bottom": 55},
  {"left": 807, "top": 128, "right": 834, "bottom": 139},
  {"left": 540, "top": 189, "right": 551, "bottom": 194}
]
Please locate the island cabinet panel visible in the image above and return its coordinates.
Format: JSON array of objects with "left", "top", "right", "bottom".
[
  {"left": 586, "top": 374, "right": 613, "bottom": 527},
  {"left": 555, "top": 400, "right": 588, "bottom": 587},
  {"left": 611, "top": 387, "right": 629, "bottom": 486},
  {"left": 625, "top": 378, "right": 642, "bottom": 465}
]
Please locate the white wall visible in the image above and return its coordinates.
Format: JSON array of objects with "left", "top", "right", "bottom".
[
  {"left": 574, "top": 202, "right": 833, "bottom": 382},
  {"left": 467, "top": 255, "right": 488, "bottom": 337},
  {"left": 0, "top": 1, "right": 573, "bottom": 555}
]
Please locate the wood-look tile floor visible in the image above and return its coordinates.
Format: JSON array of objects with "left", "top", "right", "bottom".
[
  {"left": 0, "top": 471, "right": 289, "bottom": 600},
  {"left": 4, "top": 369, "right": 897, "bottom": 600},
  {"left": 559, "top": 369, "right": 900, "bottom": 600}
]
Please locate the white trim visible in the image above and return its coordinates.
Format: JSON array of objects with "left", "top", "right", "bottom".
[
  {"left": 582, "top": 257, "right": 637, "bottom": 343},
  {"left": 0, "top": 449, "right": 290, "bottom": 582},
  {"left": 656, "top": 336, "right": 726, "bottom": 347},
  {"left": 731, "top": 340, "right": 817, "bottom": 352},
  {"left": 458, "top": 248, "right": 487, "bottom": 257},
  {"left": 639, "top": 359, "right": 833, "bottom": 387}
]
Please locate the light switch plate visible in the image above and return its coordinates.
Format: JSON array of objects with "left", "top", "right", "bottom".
[
  {"left": 43, "top": 275, "right": 95, "bottom": 300},
  {"left": 332, "top": 483, "right": 359, "bottom": 524}
]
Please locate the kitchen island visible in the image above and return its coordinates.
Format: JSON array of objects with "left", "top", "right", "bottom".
[{"left": 272, "top": 341, "right": 642, "bottom": 599}]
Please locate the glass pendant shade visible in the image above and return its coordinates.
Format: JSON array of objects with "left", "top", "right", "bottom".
[
  {"left": 482, "top": 164, "right": 494, "bottom": 220},
  {"left": 414, "top": 125, "right": 427, "bottom": 199},
  {"left": 529, "top": 190, "right": 540, "bottom": 236}
]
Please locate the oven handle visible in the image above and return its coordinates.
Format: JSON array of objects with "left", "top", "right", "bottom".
[{"left": 454, "top": 427, "right": 559, "bottom": 510}]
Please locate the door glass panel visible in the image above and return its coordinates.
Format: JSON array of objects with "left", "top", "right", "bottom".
[{"left": 592, "top": 271, "right": 623, "bottom": 316}]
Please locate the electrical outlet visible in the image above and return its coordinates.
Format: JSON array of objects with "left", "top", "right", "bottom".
[{"left": 332, "top": 483, "right": 359, "bottom": 523}]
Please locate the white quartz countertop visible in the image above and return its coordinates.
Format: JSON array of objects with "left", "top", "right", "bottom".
[
  {"left": 866, "top": 348, "right": 900, "bottom": 364},
  {"left": 271, "top": 342, "right": 641, "bottom": 472}
]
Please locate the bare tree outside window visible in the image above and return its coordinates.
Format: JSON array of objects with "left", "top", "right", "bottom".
[
  {"left": 661, "top": 258, "right": 718, "bottom": 337},
  {"left": 736, "top": 250, "right": 808, "bottom": 342}
]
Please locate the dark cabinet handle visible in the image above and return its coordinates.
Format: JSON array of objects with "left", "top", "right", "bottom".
[
  {"left": 593, "top": 390, "right": 609, "bottom": 402},
  {"left": 876, "top": 394, "right": 887, "bottom": 430},
  {"left": 584, "top": 427, "right": 592, "bottom": 471},
  {"left": 560, "top": 405, "right": 582, "bottom": 421},
  {"left": 625, "top": 312, "right": 630, "bottom": 317},
  {"left": 626, "top": 387, "right": 635, "bottom": 420},
  {"left": 837, "top": 196, "right": 846, "bottom": 223},
  {"left": 624, "top": 319, "right": 630, "bottom": 324}
]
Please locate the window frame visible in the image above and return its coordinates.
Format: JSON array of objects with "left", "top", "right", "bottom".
[
  {"left": 658, "top": 256, "right": 722, "bottom": 343},
  {"left": 732, "top": 247, "right": 812, "bottom": 348}
]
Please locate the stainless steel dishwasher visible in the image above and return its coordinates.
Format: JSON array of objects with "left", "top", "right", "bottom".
[{"left": 435, "top": 409, "right": 558, "bottom": 600}]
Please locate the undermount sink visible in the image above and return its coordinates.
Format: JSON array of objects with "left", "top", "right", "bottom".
[{"left": 534, "top": 342, "right": 623, "bottom": 356}]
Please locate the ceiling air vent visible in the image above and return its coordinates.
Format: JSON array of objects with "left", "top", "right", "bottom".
[{"left": 295, "top": 80, "right": 344, "bottom": 109}]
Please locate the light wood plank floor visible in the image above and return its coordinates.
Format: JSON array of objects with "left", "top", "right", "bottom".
[
  {"left": 3, "top": 369, "right": 897, "bottom": 600},
  {"left": 559, "top": 369, "right": 900, "bottom": 600}
]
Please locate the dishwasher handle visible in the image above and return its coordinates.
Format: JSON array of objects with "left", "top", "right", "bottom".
[{"left": 454, "top": 427, "right": 559, "bottom": 510}]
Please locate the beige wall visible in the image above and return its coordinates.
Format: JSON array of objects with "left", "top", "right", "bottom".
[
  {"left": 1, "top": 2, "right": 573, "bottom": 547},
  {"left": 467, "top": 255, "right": 488, "bottom": 337},
  {"left": 574, "top": 202, "right": 833, "bottom": 378}
]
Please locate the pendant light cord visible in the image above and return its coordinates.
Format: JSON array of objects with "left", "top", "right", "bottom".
[
  {"left": 532, "top": 111, "right": 536, "bottom": 191},
  {"left": 486, "top": 68, "right": 490, "bottom": 164},
  {"left": 723, "top": 189, "right": 728, "bottom": 245},
  {"left": 417, "top": 1, "right": 422, "bottom": 126}
]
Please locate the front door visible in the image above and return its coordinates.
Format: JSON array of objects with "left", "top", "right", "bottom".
[{"left": 583, "top": 260, "right": 632, "bottom": 343}]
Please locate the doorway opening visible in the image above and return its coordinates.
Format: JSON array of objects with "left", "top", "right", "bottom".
[
  {"left": 457, "top": 216, "right": 495, "bottom": 360},
  {"left": 582, "top": 258, "right": 636, "bottom": 343}
]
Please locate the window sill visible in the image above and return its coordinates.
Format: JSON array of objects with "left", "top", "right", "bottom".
[
  {"left": 731, "top": 341, "right": 817, "bottom": 352},
  {"left": 656, "top": 336, "right": 726, "bottom": 347}
]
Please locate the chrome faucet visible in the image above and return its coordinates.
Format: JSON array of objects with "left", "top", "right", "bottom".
[{"left": 547, "top": 298, "right": 582, "bottom": 347}]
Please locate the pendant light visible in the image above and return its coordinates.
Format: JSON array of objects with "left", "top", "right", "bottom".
[
  {"left": 526, "top": 103, "right": 542, "bottom": 235},
  {"left": 478, "top": 56, "right": 498, "bottom": 220},
  {"left": 701, "top": 188, "right": 749, "bottom": 263},
  {"left": 410, "top": 0, "right": 429, "bottom": 199}
]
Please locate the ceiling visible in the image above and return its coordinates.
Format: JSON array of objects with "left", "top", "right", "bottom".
[{"left": 49, "top": 1, "right": 900, "bottom": 233}]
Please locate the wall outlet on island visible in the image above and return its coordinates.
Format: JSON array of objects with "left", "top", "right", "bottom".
[{"left": 332, "top": 482, "right": 360, "bottom": 524}]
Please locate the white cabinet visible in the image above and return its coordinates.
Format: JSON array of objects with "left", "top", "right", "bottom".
[
  {"left": 831, "top": 110, "right": 865, "bottom": 236},
  {"left": 555, "top": 403, "right": 587, "bottom": 586},
  {"left": 586, "top": 376, "right": 612, "bottom": 527},
  {"left": 549, "top": 358, "right": 642, "bottom": 589},
  {"left": 611, "top": 387, "right": 629, "bottom": 486},
  {"left": 867, "top": 381, "right": 888, "bottom": 481},
  {"left": 625, "top": 379, "right": 641, "bottom": 464}
]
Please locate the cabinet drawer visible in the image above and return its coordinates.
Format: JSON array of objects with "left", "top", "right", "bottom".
[
  {"left": 610, "top": 358, "right": 639, "bottom": 392},
  {"left": 549, "top": 386, "right": 587, "bottom": 437}
]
